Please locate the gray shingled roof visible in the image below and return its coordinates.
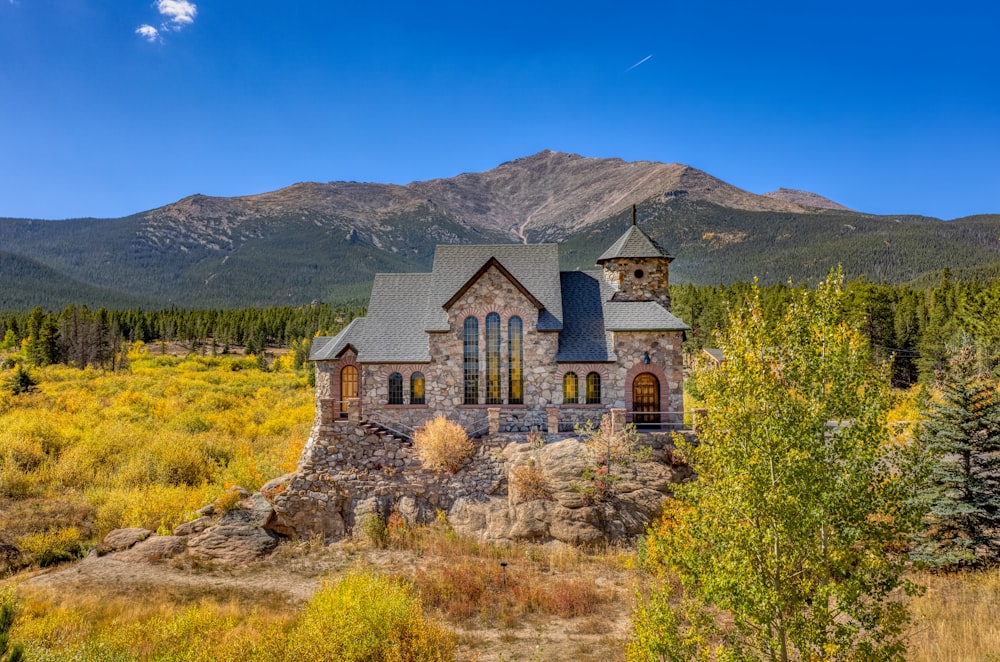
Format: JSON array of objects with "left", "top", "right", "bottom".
[
  {"left": 424, "top": 244, "right": 563, "bottom": 332},
  {"left": 556, "top": 271, "right": 615, "bottom": 362},
  {"left": 596, "top": 225, "right": 673, "bottom": 263},
  {"left": 604, "top": 301, "right": 691, "bottom": 331},
  {"left": 311, "top": 239, "right": 689, "bottom": 365},
  {"left": 309, "top": 317, "right": 366, "bottom": 360},
  {"left": 356, "top": 273, "right": 433, "bottom": 362}
]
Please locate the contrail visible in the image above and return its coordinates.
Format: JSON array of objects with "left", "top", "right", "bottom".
[{"left": 625, "top": 54, "right": 653, "bottom": 72}]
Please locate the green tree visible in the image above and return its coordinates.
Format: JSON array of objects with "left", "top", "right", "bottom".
[
  {"left": 5, "top": 365, "right": 38, "bottom": 395},
  {"left": 0, "top": 589, "right": 25, "bottom": 662},
  {"left": 631, "top": 272, "right": 923, "bottom": 661},
  {"left": 911, "top": 343, "right": 1000, "bottom": 569}
]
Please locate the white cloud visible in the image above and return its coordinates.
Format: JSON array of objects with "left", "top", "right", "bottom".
[
  {"left": 156, "top": 0, "right": 197, "bottom": 28},
  {"left": 136, "top": 24, "right": 161, "bottom": 42},
  {"left": 136, "top": 0, "right": 196, "bottom": 43}
]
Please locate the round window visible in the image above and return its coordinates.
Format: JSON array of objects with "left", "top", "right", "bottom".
[{"left": 634, "top": 269, "right": 644, "bottom": 279}]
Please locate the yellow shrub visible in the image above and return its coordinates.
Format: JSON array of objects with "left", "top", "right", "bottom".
[
  {"left": 18, "top": 526, "right": 84, "bottom": 567},
  {"left": 413, "top": 416, "right": 473, "bottom": 473},
  {"left": 93, "top": 484, "right": 216, "bottom": 535},
  {"left": 0, "top": 463, "right": 36, "bottom": 499},
  {"left": 286, "top": 570, "right": 455, "bottom": 661}
]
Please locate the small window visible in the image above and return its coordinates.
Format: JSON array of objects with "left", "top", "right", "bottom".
[
  {"left": 388, "top": 372, "right": 403, "bottom": 405},
  {"left": 586, "top": 372, "right": 601, "bottom": 404},
  {"left": 340, "top": 365, "right": 358, "bottom": 416},
  {"left": 634, "top": 269, "right": 644, "bottom": 279},
  {"left": 563, "top": 372, "right": 578, "bottom": 404},
  {"left": 410, "top": 372, "right": 425, "bottom": 405}
]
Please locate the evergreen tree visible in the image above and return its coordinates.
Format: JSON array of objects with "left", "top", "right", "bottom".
[{"left": 912, "top": 343, "right": 1000, "bottom": 569}]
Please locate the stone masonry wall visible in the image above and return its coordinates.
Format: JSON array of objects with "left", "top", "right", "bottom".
[
  {"left": 602, "top": 258, "right": 672, "bottom": 310},
  {"left": 270, "top": 419, "right": 509, "bottom": 541}
]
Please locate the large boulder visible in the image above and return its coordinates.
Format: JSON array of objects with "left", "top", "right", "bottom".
[
  {"left": 114, "top": 534, "right": 187, "bottom": 562},
  {"left": 187, "top": 508, "right": 281, "bottom": 564},
  {"left": 102, "top": 528, "right": 154, "bottom": 552},
  {"left": 448, "top": 437, "right": 684, "bottom": 545}
]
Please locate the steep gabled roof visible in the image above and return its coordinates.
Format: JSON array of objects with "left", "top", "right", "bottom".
[
  {"left": 596, "top": 225, "right": 673, "bottom": 263},
  {"left": 424, "top": 244, "right": 563, "bottom": 331},
  {"left": 556, "top": 271, "right": 615, "bottom": 362},
  {"left": 356, "top": 273, "right": 433, "bottom": 362},
  {"left": 309, "top": 317, "right": 366, "bottom": 360},
  {"left": 443, "top": 257, "right": 545, "bottom": 311}
]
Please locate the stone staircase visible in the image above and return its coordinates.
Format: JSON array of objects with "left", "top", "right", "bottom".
[{"left": 359, "top": 418, "right": 412, "bottom": 444}]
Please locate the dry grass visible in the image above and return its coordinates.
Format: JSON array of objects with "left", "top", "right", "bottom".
[
  {"left": 908, "top": 568, "right": 1000, "bottom": 661},
  {"left": 413, "top": 416, "right": 473, "bottom": 473},
  {"left": 509, "top": 460, "right": 551, "bottom": 503}
]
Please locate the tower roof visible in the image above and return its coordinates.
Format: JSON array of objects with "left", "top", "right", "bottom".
[{"left": 596, "top": 225, "right": 673, "bottom": 263}]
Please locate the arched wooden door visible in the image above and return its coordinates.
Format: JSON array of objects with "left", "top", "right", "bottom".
[
  {"left": 340, "top": 365, "right": 358, "bottom": 418},
  {"left": 632, "top": 373, "right": 660, "bottom": 427}
]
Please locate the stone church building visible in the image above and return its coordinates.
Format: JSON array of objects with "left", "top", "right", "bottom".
[{"left": 309, "top": 222, "right": 690, "bottom": 436}]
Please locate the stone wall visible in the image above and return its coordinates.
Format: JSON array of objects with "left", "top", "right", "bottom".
[
  {"left": 601, "top": 258, "right": 672, "bottom": 310},
  {"left": 270, "top": 420, "right": 508, "bottom": 541}
]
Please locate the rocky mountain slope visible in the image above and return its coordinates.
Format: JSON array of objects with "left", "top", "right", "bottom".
[{"left": 1, "top": 151, "right": 998, "bottom": 309}]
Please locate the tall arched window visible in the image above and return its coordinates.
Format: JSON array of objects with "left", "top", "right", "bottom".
[
  {"left": 508, "top": 316, "right": 523, "bottom": 404},
  {"left": 388, "top": 372, "right": 403, "bottom": 405},
  {"left": 586, "top": 372, "right": 602, "bottom": 404},
  {"left": 563, "top": 372, "right": 578, "bottom": 404},
  {"left": 485, "top": 312, "right": 501, "bottom": 404},
  {"left": 463, "top": 317, "right": 479, "bottom": 405},
  {"left": 410, "top": 372, "right": 425, "bottom": 405},
  {"left": 340, "top": 365, "right": 358, "bottom": 417}
]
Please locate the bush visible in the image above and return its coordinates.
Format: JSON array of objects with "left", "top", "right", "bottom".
[
  {"left": 414, "top": 416, "right": 473, "bottom": 473},
  {"left": 286, "top": 570, "right": 455, "bottom": 661},
  {"left": 509, "top": 460, "right": 551, "bottom": 503},
  {"left": 358, "top": 512, "right": 388, "bottom": 549},
  {"left": 17, "top": 526, "right": 84, "bottom": 567}
]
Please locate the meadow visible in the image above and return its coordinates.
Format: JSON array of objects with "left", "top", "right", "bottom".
[
  {"left": 1, "top": 351, "right": 999, "bottom": 660},
  {"left": 0, "top": 345, "right": 312, "bottom": 568}
]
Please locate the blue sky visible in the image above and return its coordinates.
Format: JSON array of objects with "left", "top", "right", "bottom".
[{"left": 1, "top": 1, "right": 998, "bottom": 220}]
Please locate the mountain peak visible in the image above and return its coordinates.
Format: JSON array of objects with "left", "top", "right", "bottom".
[{"left": 764, "top": 188, "right": 852, "bottom": 211}]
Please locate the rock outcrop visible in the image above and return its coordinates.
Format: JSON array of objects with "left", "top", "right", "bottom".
[{"left": 271, "top": 422, "right": 693, "bottom": 545}]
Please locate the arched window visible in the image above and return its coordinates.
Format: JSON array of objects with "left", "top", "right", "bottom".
[
  {"left": 563, "top": 372, "right": 578, "bottom": 404},
  {"left": 388, "top": 372, "right": 403, "bottom": 405},
  {"left": 410, "top": 372, "right": 425, "bottom": 405},
  {"left": 508, "top": 316, "right": 523, "bottom": 404},
  {"left": 463, "top": 317, "right": 479, "bottom": 405},
  {"left": 340, "top": 365, "right": 358, "bottom": 417},
  {"left": 586, "top": 372, "right": 601, "bottom": 404},
  {"left": 485, "top": 312, "right": 501, "bottom": 404}
]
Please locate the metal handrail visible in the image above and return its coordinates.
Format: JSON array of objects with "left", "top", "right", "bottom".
[
  {"left": 465, "top": 416, "right": 491, "bottom": 438},
  {"left": 626, "top": 410, "right": 695, "bottom": 429},
  {"left": 363, "top": 411, "right": 416, "bottom": 442}
]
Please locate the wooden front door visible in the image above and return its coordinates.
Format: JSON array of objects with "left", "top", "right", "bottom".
[
  {"left": 340, "top": 365, "right": 358, "bottom": 417},
  {"left": 632, "top": 373, "right": 660, "bottom": 427}
]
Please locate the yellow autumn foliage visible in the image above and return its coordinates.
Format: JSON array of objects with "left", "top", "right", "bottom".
[{"left": 0, "top": 349, "right": 313, "bottom": 558}]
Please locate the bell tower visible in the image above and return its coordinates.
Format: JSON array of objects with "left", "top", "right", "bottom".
[{"left": 596, "top": 205, "right": 674, "bottom": 310}]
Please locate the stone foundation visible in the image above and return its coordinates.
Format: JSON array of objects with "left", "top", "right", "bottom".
[{"left": 269, "top": 414, "right": 697, "bottom": 544}]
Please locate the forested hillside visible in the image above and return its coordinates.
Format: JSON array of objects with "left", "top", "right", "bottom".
[{"left": 2, "top": 152, "right": 999, "bottom": 309}]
